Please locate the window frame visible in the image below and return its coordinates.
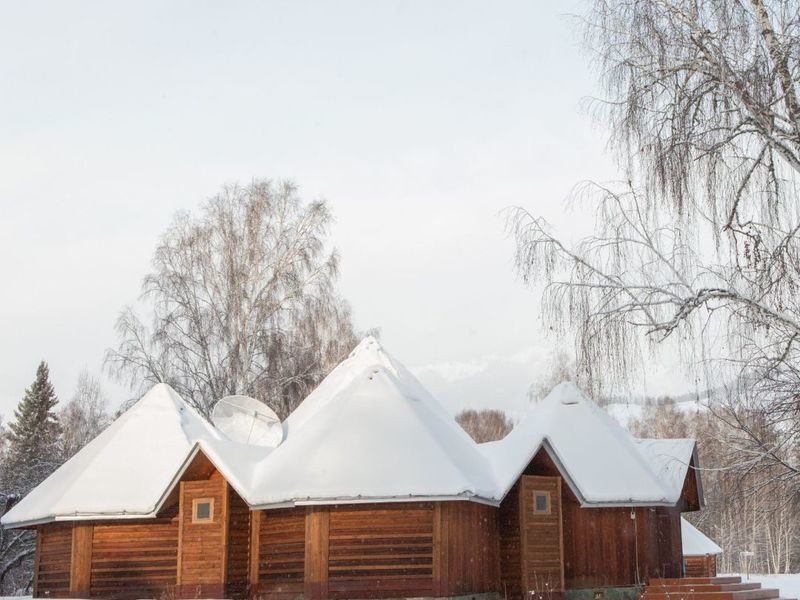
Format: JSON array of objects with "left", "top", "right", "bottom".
[
  {"left": 192, "top": 497, "right": 215, "bottom": 523},
  {"left": 532, "top": 490, "right": 551, "bottom": 515}
]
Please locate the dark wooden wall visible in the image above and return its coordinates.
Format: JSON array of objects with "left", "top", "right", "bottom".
[
  {"left": 499, "top": 475, "right": 566, "bottom": 598},
  {"left": 562, "top": 500, "right": 682, "bottom": 588},
  {"left": 34, "top": 515, "right": 180, "bottom": 600},
  {"left": 434, "top": 501, "right": 500, "bottom": 597},
  {"left": 519, "top": 475, "right": 564, "bottom": 592},
  {"left": 34, "top": 455, "right": 253, "bottom": 600},
  {"left": 30, "top": 446, "right": 693, "bottom": 599},
  {"left": 499, "top": 480, "right": 523, "bottom": 600},
  {"left": 90, "top": 515, "right": 179, "bottom": 599},
  {"left": 323, "top": 503, "right": 434, "bottom": 600},
  {"left": 34, "top": 524, "right": 72, "bottom": 598},
  {"left": 250, "top": 501, "right": 500, "bottom": 600},
  {"left": 510, "top": 449, "right": 684, "bottom": 592},
  {"left": 176, "top": 470, "right": 251, "bottom": 599},
  {"left": 253, "top": 507, "right": 306, "bottom": 600},
  {"left": 226, "top": 486, "right": 252, "bottom": 599},
  {"left": 684, "top": 554, "right": 716, "bottom": 577},
  {"left": 177, "top": 475, "right": 227, "bottom": 597}
]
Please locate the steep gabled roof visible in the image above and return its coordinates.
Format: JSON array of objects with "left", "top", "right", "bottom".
[
  {"left": 479, "top": 382, "right": 696, "bottom": 506},
  {"left": 635, "top": 438, "right": 699, "bottom": 503},
  {"left": 2, "top": 384, "right": 221, "bottom": 527},
  {"left": 282, "top": 337, "right": 455, "bottom": 438},
  {"left": 681, "top": 517, "right": 723, "bottom": 555},
  {"left": 2, "top": 339, "right": 703, "bottom": 528},
  {"left": 247, "top": 352, "right": 497, "bottom": 507}
]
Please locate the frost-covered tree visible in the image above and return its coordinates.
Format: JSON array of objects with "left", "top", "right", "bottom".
[
  {"left": 106, "top": 179, "right": 359, "bottom": 418},
  {"left": 527, "top": 350, "right": 579, "bottom": 403},
  {"left": 630, "top": 399, "right": 800, "bottom": 573},
  {"left": 0, "top": 362, "right": 62, "bottom": 593},
  {"left": 2, "top": 362, "right": 61, "bottom": 493},
  {"left": 510, "top": 0, "right": 800, "bottom": 489},
  {"left": 60, "top": 370, "right": 110, "bottom": 459}
]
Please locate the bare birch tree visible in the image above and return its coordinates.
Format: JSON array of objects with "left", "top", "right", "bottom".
[
  {"left": 106, "top": 179, "right": 359, "bottom": 418},
  {"left": 631, "top": 399, "right": 799, "bottom": 572},
  {"left": 527, "top": 349, "right": 580, "bottom": 403},
  {"left": 510, "top": 0, "right": 800, "bottom": 488},
  {"left": 60, "top": 370, "right": 110, "bottom": 459},
  {"left": 455, "top": 409, "right": 514, "bottom": 443}
]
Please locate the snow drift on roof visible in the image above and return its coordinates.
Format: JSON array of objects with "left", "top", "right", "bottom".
[
  {"left": 480, "top": 382, "right": 689, "bottom": 505},
  {"left": 1, "top": 384, "right": 221, "bottom": 527},
  {"left": 681, "top": 517, "right": 722, "bottom": 555},
  {"left": 283, "top": 336, "right": 453, "bottom": 437},
  {"left": 249, "top": 339, "right": 497, "bottom": 506},
  {"left": 635, "top": 438, "right": 696, "bottom": 500},
  {"left": 2, "top": 339, "right": 703, "bottom": 527}
]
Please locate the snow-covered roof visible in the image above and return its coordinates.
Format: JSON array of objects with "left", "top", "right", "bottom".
[
  {"left": 481, "top": 382, "right": 696, "bottom": 506},
  {"left": 681, "top": 517, "right": 722, "bottom": 555},
  {"left": 2, "top": 337, "right": 702, "bottom": 528},
  {"left": 635, "top": 438, "right": 698, "bottom": 500},
  {"left": 1, "top": 384, "right": 223, "bottom": 528}
]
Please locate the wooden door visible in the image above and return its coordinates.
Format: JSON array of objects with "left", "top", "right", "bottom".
[
  {"left": 177, "top": 478, "right": 228, "bottom": 598},
  {"left": 519, "top": 475, "right": 565, "bottom": 594}
]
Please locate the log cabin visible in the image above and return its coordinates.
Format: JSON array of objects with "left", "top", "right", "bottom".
[
  {"left": 680, "top": 518, "right": 722, "bottom": 577},
  {"left": 3, "top": 337, "right": 704, "bottom": 600}
]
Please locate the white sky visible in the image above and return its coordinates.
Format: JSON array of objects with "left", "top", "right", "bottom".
[{"left": 0, "top": 1, "right": 691, "bottom": 418}]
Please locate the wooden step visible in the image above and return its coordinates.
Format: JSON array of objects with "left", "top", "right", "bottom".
[
  {"left": 646, "top": 584, "right": 762, "bottom": 593},
  {"left": 650, "top": 578, "right": 744, "bottom": 586},
  {"left": 641, "top": 589, "right": 780, "bottom": 600}
]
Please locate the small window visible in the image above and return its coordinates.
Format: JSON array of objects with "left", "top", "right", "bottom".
[
  {"left": 533, "top": 490, "right": 551, "bottom": 515},
  {"left": 192, "top": 498, "right": 214, "bottom": 523}
]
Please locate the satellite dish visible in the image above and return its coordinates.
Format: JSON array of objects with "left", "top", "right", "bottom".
[{"left": 211, "top": 395, "right": 284, "bottom": 448}]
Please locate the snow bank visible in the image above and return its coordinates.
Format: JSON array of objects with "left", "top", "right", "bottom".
[{"left": 724, "top": 574, "right": 800, "bottom": 600}]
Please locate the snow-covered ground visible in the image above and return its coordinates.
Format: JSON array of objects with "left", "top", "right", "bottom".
[
  {"left": 2, "top": 575, "right": 797, "bottom": 600},
  {"left": 724, "top": 574, "right": 800, "bottom": 599}
]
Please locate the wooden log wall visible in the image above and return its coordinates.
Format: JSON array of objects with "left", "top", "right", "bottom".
[
  {"left": 326, "top": 503, "right": 434, "bottom": 600},
  {"left": 226, "top": 487, "right": 251, "bottom": 600},
  {"left": 434, "top": 501, "right": 500, "bottom": 597},
  {"left": 561, "top": 496, "right": 684, "bottom": 588},
  {"left": 511, "top": 448, "right": 686, "bottom": 592},
  {"left": 176, "top": 475, "right": 227, "bottom": 598},
  {"left": 31, "top": 447, "right": 691, "bottom": 600},
  {"left": 254, "top": 507, "right": 306, "bottom": 600},
  {"left": 251, "top": 501, "right": 500, "bottom": 600},
  {"left": 684, "top": 555, "right": 716, "bottom": 578},
  {"left": 654, "top": 508, "right": 682, "bottom": 578},
  {"left": 90, "top": 515, "right": 179, "bottom": 599},
  {"left": 34, "top": 524, "right": 72, "bottom": 598},
  {"left": 70, "top": 524, "right": 93, "bottom": 597},
  {"left": 499, "top": 481, "right": 524, "bottom": 600},
  {"left": 519, "top": 475, "right": 564, "bottom": 593}
]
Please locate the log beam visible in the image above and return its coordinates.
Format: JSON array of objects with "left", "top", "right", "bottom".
[
  {"left": 69, "top": 523, "right": 93, "bottom": 597},
  {"left": 304, "top": 507, "right": 329, "bottom": 600}
]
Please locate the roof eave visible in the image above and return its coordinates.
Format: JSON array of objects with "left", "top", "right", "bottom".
[
  {"left": 251, "top": 493, "right": 501, "bottom": 511},
  {"left": 2, "top": 510, "right": 160, "bottom": 530},
  {"left": 578, "top": 499, "right": 681, "bottom": 508}
]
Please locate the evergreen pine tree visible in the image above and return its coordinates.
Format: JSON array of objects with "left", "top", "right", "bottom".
[{"left": 2, "top": 361, "right": 62, "bottom": 495}]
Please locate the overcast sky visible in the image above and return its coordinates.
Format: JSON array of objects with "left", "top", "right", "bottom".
[{"left": 0, "top": 1, "right": 693, "bottom": 418}]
